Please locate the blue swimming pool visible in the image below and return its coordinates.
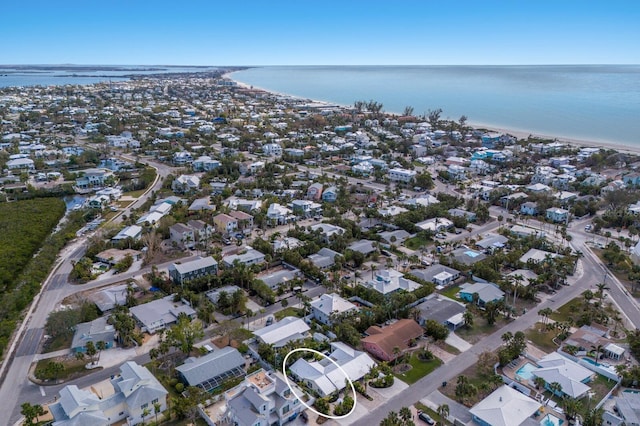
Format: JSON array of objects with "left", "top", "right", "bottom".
[
  {"left": 515, "top": 362, "right": 538, "bottom": 381},
  {"left": 540, "top": 413, "right": 564, "bottom": 426}
]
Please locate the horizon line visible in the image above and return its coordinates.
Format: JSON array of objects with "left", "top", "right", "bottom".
[{"left": 1, "top": 63, "right": 640, "bottom": 67}]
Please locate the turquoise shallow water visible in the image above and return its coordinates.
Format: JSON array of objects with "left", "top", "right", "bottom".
[{"left": 231, "top": 65, "right": 640, "bottom": 147}]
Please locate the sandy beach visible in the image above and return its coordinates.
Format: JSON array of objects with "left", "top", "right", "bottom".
[{"left": 225, "top": 72, "right": 640, "bottom": 157}]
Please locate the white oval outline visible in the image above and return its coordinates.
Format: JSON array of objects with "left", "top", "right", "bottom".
[{"left": 282, "top": 347, "right": 358, "bottom": 420}]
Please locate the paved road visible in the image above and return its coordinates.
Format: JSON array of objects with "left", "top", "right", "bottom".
[
  {"left": 348, "top": 217, "right": 640, "bottom": 426},
  {"left": 0, "top": 158, "right": 176, "bottom": 426}
]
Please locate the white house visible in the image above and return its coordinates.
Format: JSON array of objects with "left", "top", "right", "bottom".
[
  {"left": 362, "top": 269, "right": 421, "bottom": 295},
  {"left": 545, "top": 207, "right": 570, "bottom": 223},
  {"left": 470, "top": 385, "right": 541, "bottom": 426},
  {"left": 172, "top": 174, "right": 200, "bottom": 194},
  {"left": 254, "top": 316, "right": 310, "bottom": 348},
  {"left": 289, "top": 342, "right": 376, "bottom": 397},
  {"left": 310, "top": 293, "right": 358, "bottom": 325},
  {"left": 262, "top": 143, "right": 283, "bottom": 156},
  {"left": 388, "top": 168, "right": 417, "bottom": 183},
  {"left": 6, "top": 157, "right": 35, "bottom": 170},
  {"left": 49, "top": 362, "right": 168, "bottom": 426}
]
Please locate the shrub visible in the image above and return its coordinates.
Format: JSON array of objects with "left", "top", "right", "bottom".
[{"left": 175, "top": 382, "right": 184, "bottom": 393}]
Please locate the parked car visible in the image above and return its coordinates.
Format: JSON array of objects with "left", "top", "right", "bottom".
[
  {"left": 266, "top": 316, "right": 274, "bottom": 326},
  {"left": 222, "top": 238, "right": 232, "bottom": 245},
  {"left": 417, "top": 411, "right": 435, "bottom": 425}
]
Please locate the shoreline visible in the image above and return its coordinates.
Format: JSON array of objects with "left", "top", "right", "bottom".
[{"left": 225, "top": 71, "right": 640, "bottom": 157}]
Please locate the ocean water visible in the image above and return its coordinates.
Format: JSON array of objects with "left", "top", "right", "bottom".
[
  {"left": 0, "top": 65, "right": 218, "bottom": 88},
  {"left": 231, "top": 65, "right": 640, "bottom": 147}
]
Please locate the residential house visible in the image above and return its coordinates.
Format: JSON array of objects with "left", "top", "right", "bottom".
[
  {"left": 224, "top": 369, "right": 307, "bottom": 426},
  {"left": 229, "top": 210, "right": 254, "bottom": 230},
  {"left": 388, "top": 168, "right": 417, "bottom": 183},
  {"left": 291, "top": 200, "right": 322, "bottom": 218},
  {"left": 289, "top": 342, "right": 376, "bottom": 397},
  {"left": 450, "top": 247, "right": 486, "bottom": 265},
  {"left": 49, "top": 362, "right": 168, "bottom": 426},
  {"left": 189, "top": 197, "right": 215, "bottom": 212},
  {"left": 361, "top": 319, "right": 424, "bottom": 361},
  {"left": 611, "top": 391, "right": 640, "bottom": 426},
  {"left": 307, "top": 183, "right": 323, "bottom": 200},
  {"left": 6, "top": 157, "right": 35, "bottom": 170},
  {"left": 403, "top": 193, "right": 440, "bottom": 208},
  {"left": 510, "top": 225, "right": 546, "bottom": 239},
  {"left": 187, "top": 219, "right": 213, "bottom": 242},
  {"left": 254, "top": 316, "right": 310, "bottom": 348},
  {"left": 309, "top": 223, "right": 345, "bottom": 243},
  {"left": 346, "top": 239, "right": 377, "bottom": 256},
  {"left": 227, "top": 198, "right": 262, "bottom": 213},
  {"left": 322, "top": 186, "right": 338, "bottom": 202},
  {"left": 71, "top": 317, "right": 115, "bottom": 353},
  {"left": 192, "top": 155, "right": 221, "bottom": 172},
  {"left": 262, "top": 143, "right": 283, "bottom": 156},
  {"left": 448, "top": 208, "right": 477, "bottom": 222},
  {"left": 168, "top": 256, "right": 218, "bottom": 285},
  {"left": 75, "top": 168, "right": 114, "bottom": 189},
  {"left": 378, "top": 229, "right": 411, "bottom": 246},
  {"left": 112, "top": 225, "right": 143, "bottom": 242},
  {"left": 519, "top": 248, "right": 559, "bottom": 264},
  {"left": 222, "top": 247, "right": 266, "bottom": 268},
  {"left": 469, "top": 385, "right": 541, "bottom": 426},
  {"left": 310, "top": 293, "right": 358, "bottom": 325},
  {"left": 415, "top": 294, "right": 466, "bottom": 329},
  {"left": 130, "top": 295, "right": 196, "bottom": 333},
  {"left": 90, "top": 284, "right": 131, "bottom": 312},
  {"left": 213, "top": 213, "right": 238, "bottom": 234},
  {"left": 173, "top": 151, "right": 193, "bottom": 165},
  {"left": 362, "top": 269, "right": 421, "bottom": 296},
  {"left": 257, "top": 266, "right": 302, "bottom": 290},
  {"left": 267, "top": 203, "right": 293, "bottom": 225},
  {"left": 410, "top": 265, "right": 460, "bottom": 287},
  {"left": 206, "top": 285, "right": 242, "bottom": 304},
  {"left": 176, "top": 346, "right": 245, "bottom": 392},
  {"left": 169, "top": 223, "right": 195, "bottom": 249},
  {"left": 520, "top": 202, "right": 538, "bottom": 216},
  {"left": 529, "top": 352, "right": 593, "bottom": 399},
  {"left": 307, "top": 247, "right": 341, "bottom": 269},
  {"left": 172, "top": 174, "right": 201, "bottom": 194},
  {"left": 459, "top": 282, "right": 504, "bottom": 307},
  {"left": 546, "top": 207, "right": 570, "bottom": 223},
  {"left": 476, "top": 233, "right": 508, "bottom": 252},
  {"left": 415, "top": 217, "right": 453, "bottom": 233}
]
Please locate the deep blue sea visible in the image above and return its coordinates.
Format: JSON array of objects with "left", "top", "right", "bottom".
[
  {"left": 0, "top": 65, "right": 218, "bottom": 88},
  {"left": 231, "top": 65, "right": 640, "bottom": 147}
]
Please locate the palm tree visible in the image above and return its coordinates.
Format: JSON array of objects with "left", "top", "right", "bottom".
[
  {"left": 392, "top": 346, "right": 402, "bottom": 365},
  {"left": 154, "top": 401, "right": 162, "bottom": 425},
  {"left": 595, "top": 282, "right": 610, "bottom": 304},
  {"left": 533, "top": 376, "right": 546, "bottom": 390},
  {"left": 463, "top": 310, "right": 474, "bottom": 328},
  {"left": 563, "top": 397, "right": 582, "bottom": 423},
  {"left": 399, "top": 406, "right": 412, "bottom": 424},
  {"left": 437, "top": 404, "right": 450, "bottom": 423},
  {"left": 141, "top": 407, "right": 151, "bottom": 425},
  {"left": 548, "top": 382, "right": 563, "bottom": 398},
  {"left": 591, "top": 344, "right": 604, "bottom": 366}
]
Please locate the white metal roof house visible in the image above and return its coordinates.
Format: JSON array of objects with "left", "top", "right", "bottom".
[
  {"left": 289, "top": 342, "right": 376, "bottom": 397},
  {"left": 470, "top": 385, "right": 541, "bottom": 426},
  {"left": 253, "top": 316, "right": 310, "bottom": 348},
  {"left": 49, "top": 361, "right": 168, "bottom": 426},
  {"left": 129, "top": 295, "right": 196, "bottom": 334},
  {"left": 310, "top": 293, "right": 358, "bottom": 326},
  {"left": 362, "top": 269, "right": 421, "bottom": 295}
]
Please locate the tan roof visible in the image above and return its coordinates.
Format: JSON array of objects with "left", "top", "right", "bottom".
[{"left": 362, "top": 319, "right": 423, "bottom": 358}]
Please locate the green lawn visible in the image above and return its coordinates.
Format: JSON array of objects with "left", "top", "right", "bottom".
[
  {"left": 405, "top": 235, "right": 432, "bottom": 250},
  {"left": 274, "top": 307, "right": 303, "bottom": 321},
  {"left": 525, "top": 323, "right": 559, "bottom": 353},
  {"left": 439, "top": 285, "right": 461, "bottom": 300},
  {"left": 34, "top": 357, "right": 101, "bottom": 382},
  {"left": 123, "top": 188, "right": 148, "bottom": 198},
  {"left": 550, "top": 298, "right": 582, "bottom": 322},
  {"left": 42, "top": 335, "right": 72, "bottom": 353},
  {"left": 414, "top": 402, "right": 448, "bottom": 425},
  {"left": 395, "top": 353, "right": 442, "bottom": 384}
]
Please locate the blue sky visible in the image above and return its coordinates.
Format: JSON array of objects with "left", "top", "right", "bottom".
[{"left": 3, "top": 0, "right": 639, "bottom": 65}]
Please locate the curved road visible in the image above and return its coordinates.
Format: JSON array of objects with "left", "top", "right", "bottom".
[{"left": 0, "top": 158, "right": 175, "bottom": 426}]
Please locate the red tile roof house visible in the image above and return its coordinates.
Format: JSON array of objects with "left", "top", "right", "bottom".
[{"left": 361, "top": 319, "right": 424, "bottom": 362}]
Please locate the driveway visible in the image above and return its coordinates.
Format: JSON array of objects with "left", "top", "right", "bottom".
[
  {"left": 422, "top": 390, "right": 472, "bottom": 424},
  {"left": 446, "top": 332, "right": 472, "bottom": 352}
]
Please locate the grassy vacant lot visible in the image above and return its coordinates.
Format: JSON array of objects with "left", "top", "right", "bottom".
[
  {"left": 525, "top": 323, "right": 559, "bottom": 353},
  {"left": 455, "top": 309, "right": 510, "bottom": 345},
  {"left": 34, "top": 356, "right": 100, "bottom": 383},
  {"left": 404, "top": 235, "right": 432, "bottom": 250},
  {"left": 550, "top": 298, "right": 582, "bottom": 323},
  {"left": 439, "top": 285, "right": 461, "bottom": 300},
  {"left": 395, "top": 353, "right": 442, "bottom": 384},
  {"left": 274, "top": 307, "right": 303, "bottom": 321},
  {"left": 42, "top": 335, "right": 73, "bottom": 353}
]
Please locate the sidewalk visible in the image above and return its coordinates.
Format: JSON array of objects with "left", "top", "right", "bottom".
[{"left": 33, "top": 348, "right": 71, "bottom": 361}]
